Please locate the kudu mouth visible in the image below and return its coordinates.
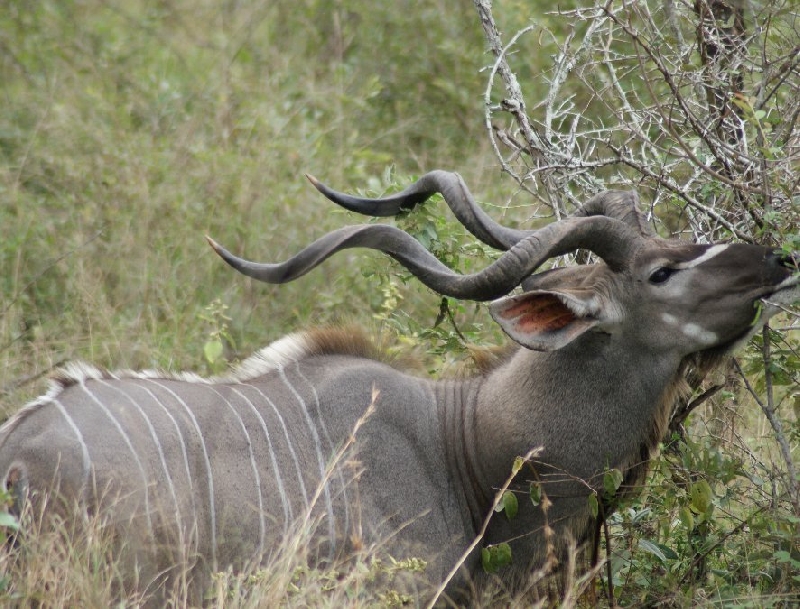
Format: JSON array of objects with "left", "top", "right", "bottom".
[
  {"left": 762, "top": 268, "right": 800, "bottom": 306},
  {"left": 778, "top": 250, "right": 800, "bottom": 275},
  {"left": 765, "top": 250, "right": 799, "bottom": 293}
]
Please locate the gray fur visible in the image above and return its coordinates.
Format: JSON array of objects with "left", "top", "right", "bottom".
[{"left": 1, "top": 183, "right": 798, "bottom": 603}]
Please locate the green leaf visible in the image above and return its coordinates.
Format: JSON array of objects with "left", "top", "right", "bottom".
[
  {"left": 495, "top": 490, "right": 518, "bottom": 519},
  {"left": 512, "top": 456, "right": 525, "bottom": 475},
  {"left": 204, "top": 339, "right": 224, "bottom": 364},
  {"left": 751, "top": 301, "right": 764, "bottom": 326},
  {"left": 731, "top": 94, "right": 753, "bottom": 114},
  {"left": 495, "top": 542, "right": 512, "bottom": 567},
  {"left": 501, "top": 490, "right": 518, "bottom": 520},
  {"left": 482, "top": 543, "right": 513, "bottom": 573},
  {"left": 657, "top": 543, "right": 679, "bottom": 560},
  {"left": 773, "top": 550, "right": 788, "bottom": 561},
  {"left": 690, "top": 480, "right": 714, "bottom": 516},
  {"left": 638, "top": 538, "right": 668, "bottom": 563},
  {"left": 603, "top": 468, "right": 624, "bottom": 496},
  {"left": 679, "top": 506, "right": 695, "bottom": 530},
  {"left": 416, "top": 232, "right": 431, "bottom": 250},
  {"left": 424, "top": 222, "right": 438, "bottom": 242},
  {"left": 588, "top": 493, "right": 599, "bottom": 519},
  {"left": 0, "top": 511, "right": 19, "bottom": 531},
  {"left": 529, "top": 482, "right": 541, "bottom": 507}
]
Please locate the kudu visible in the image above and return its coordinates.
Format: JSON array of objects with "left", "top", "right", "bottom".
[{"left": 0, "top": 171, "right": 797, "bottom": 603}]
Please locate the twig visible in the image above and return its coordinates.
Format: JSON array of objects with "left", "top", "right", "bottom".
[
  {"left": 425, "top": 446, "right": 542, "bottom": 609},
  {"left": 733, "top": 336, "right": 800, "bottom": 516},
  {"left": 482, "top": 24, "right": 536, "bottom": 186},
  {"left": 474, "top": 1, "right": 542, "bottom": 157},
  {"left": 668, "top": 383, "right": 725, "bottom": 435},
  {"left": 678, "top": 500, "right": 772, "bottom": 584},
  {"left": 597, "top": 498, "right": 616, "bottom": 607}
]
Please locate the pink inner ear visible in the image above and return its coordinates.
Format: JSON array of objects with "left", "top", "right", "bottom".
[{"left": 498, "top": 294, "right": 577, "bottom": 333}]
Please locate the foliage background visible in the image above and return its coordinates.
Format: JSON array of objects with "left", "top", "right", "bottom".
[{"left": 0, "top": 0, "right": 797, "bottom": 606}]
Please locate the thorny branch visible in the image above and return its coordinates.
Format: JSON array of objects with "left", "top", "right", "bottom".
[
  {"left": 734, "top": 333, "right": 800, "bottom": 516},
  {"left": 472, "top": 0, "right": 799, "bottom": 244},
  {"left": 473, "top": 0, "right": 800, "bottom": 585}
]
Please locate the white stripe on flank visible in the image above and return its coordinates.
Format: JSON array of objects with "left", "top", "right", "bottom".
[
  {"left": 99, "top": 379, "right": 183, "bottom": 532},
  {"left": 231, "top": 386, "right": 293, "bottom": 536},
  {"left": 246, "top": 385, "right": 309, "bottom": 503},
  {"left": 279, "top": 366, "right": 336, "bottom": 556},
  {"left": 293, "top": 364, "right": 350, "bottom": 540},
  {"left": 148, "top": 379, "right": 218, "bottom": 571},
  {"left": 0, "top": 383, "right": 67, "bottom": 437},
  {"left": 674, "top": 244, "right": 730, "bottom": 269},
  {"left": 210, "top": 387, "right": 267, "bottom": 556},
  {"left": 79, "top": 380, "right": 154, "bottom": 537},
  {"left": 134, "top": 383, "right": 197, "bottom": 537},
  {"left": 52, "top": 398, "right": 92, "bottom": 511}
]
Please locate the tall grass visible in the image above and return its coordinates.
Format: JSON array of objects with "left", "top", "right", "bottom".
[
  {"left": 0, "top": 0, "right": 512, "bottom": 405},
  {"left": 0, "top": 3, "right": 522, "bottom": 604}
]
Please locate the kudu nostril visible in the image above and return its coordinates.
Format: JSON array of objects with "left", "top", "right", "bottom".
[{"left": 778, "top": 250, "right": 800, "bottom": 271}]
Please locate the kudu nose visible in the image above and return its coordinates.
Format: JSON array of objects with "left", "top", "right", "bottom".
[{"left": 775, "top": 250, "right": 800, "bottom": 272}]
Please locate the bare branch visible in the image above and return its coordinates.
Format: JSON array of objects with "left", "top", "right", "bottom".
[{"left": 734, "top": 343, "right": 800, "bottom": 516}]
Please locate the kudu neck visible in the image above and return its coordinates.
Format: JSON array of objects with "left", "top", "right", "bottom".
[
  {"left": 472, "top": 336, "right": 681, "bottom": 496},
  {"left": 432, "top": 377, "right": 493, "bottom": 531}
]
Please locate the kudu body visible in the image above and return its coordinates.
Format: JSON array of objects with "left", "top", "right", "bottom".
[{"left": 1, "top": 171, "right": 797, "bottom": 602}]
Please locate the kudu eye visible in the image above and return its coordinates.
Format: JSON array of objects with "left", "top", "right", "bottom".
[{"left": 648, "top": 267, "right": 675, "bottom": 285}]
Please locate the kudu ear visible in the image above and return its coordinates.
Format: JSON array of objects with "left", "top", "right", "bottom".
[{"left": 489, "top": 290, "right": 603, "bottom": 351}]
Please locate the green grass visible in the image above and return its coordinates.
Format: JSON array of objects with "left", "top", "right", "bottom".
[
  {"left": 1, "top": 1, "right": 798, "bottom": 607},
  {"left": 0, "top": 3, "right": 522, "bottom": 604},
  {"left": 0, "top": 0, "right": 506, "bottom": 399}
]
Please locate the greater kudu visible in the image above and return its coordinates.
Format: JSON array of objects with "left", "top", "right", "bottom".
[{"left": 1, "top": 172, "right": 797, "bottom": 603}]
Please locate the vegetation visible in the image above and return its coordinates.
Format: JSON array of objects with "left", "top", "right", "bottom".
[{"left": 0, "top": 0, "right": 797, "bottom": 606}]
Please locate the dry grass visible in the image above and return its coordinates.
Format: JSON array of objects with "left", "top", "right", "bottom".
[{"left": 0, "top": 498, "right": 597, "bottom": 608}]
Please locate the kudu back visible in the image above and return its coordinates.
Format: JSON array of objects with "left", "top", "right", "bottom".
[{"left": 1, "top": 171, "right": 797, "bottom": 602}]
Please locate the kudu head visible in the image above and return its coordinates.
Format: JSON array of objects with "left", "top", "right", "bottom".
[
  {"left": 208, "top": 172, "right": 799, "bottom": 362},
  {"left": 498, "top": 240, "right": 796, "bottom": 356}
]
